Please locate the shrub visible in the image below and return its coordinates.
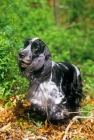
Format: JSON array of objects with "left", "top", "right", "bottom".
[{"left": 0, "top": 0, "right": 94, "bottom": 100}]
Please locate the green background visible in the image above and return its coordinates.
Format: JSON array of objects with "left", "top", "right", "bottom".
[{"left": 0, "top": 0, "right": 94, "bottom": 101}]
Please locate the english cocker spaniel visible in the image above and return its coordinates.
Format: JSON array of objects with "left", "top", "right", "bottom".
[{"left": 18, "top": 37, "right": 83, "bottom": 123}]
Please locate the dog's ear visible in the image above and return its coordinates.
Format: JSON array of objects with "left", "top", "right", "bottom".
[{"left": 39, "top": 39, "right": 51, "bottom": 60}]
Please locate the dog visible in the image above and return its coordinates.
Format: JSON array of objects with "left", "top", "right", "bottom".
[{"left": 18, "top": 37, "right": 83, "bottom": 123}]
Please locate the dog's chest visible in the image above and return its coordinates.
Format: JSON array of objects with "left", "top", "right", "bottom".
[{"left": 27, "top": 80, "right": 64, "bottom": 107}]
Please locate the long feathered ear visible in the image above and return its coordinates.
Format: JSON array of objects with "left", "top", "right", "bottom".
[{"left": 39, "top": 39, "right": 51, "bottom": 60}]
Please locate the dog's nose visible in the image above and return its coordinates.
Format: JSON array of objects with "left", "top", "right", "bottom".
[{"left": 19, "top": 52, "right": 25, "bottom": 58}]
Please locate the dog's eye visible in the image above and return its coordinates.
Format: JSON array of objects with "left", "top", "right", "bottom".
[
  {"left": 33, "top": 48, "right": 40, "bottom": 56},
  {"left": 33, "top": 46, "right": 40, "bottom": 53},
  {"left": 31, "top": 44, "right": 40, "bottom": 57},
  {"left": 34, "top": 47, "right": 39, "bottom": 51},
  {"left": 32, "top": 42, "right": 40, "bottom": 52}
]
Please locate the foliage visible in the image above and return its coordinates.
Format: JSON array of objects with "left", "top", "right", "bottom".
[
  {"left": 0, "top": 0, "right": 94, "bottom": 101},
  {"left": 0, "top": 0, "right": 54, "bottom": 99},
  {"left": 59, "top": 0, "right": 94, "bottom": 29}
]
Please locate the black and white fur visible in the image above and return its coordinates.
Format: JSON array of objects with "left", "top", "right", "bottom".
[{"left": 18, "top": 37, "right": 83, "bottom": 122}]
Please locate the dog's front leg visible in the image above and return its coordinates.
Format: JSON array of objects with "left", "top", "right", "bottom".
[
  {"left": 47, "top": 102, "right": 69, "bottom": 122},
  {"left": 31, "top": 103, "right": 47, "bottom": 118}
]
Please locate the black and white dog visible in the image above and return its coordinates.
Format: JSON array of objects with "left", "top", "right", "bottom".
[{"left": 18, "top": 37, "right": 83, "bottom": 122}]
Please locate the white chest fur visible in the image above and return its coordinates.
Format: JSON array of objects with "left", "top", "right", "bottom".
[{"left": 26, "top": 79, "right": 65, "bottom": 110}]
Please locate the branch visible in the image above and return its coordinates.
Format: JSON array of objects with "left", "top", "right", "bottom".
[
  {"left": 82, "top": 73, "right": 94, "bottom": 77},
  {"left": 68, "top": 110, "right": 92, "bottom": 114},
  {"left": 63, "top": 116, "right": 94, "bottom": 140},
  {"left": 64, "top": 23, "right": 79, "bottom": 29},
  {"left": 24, "top": 136, "right": 47, "bottom": 140},
  {"left": 0, "top": 122, "right": 11, "bottom": 132},
  {"left": 58, "top": 5, "right": 69, "bottom": 9}
]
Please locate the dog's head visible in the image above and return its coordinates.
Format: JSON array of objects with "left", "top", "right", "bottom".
[{"left": 18, "top": 38, "right": 51, "bottom": 72}]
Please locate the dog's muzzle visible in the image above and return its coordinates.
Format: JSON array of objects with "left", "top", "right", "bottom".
[{"left": 18, "top": 51, "right": 31, "bottom": 68}]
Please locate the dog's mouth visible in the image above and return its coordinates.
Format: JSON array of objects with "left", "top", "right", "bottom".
[{"left": 20, "top": 60, "right": 31, "bottom": 68}]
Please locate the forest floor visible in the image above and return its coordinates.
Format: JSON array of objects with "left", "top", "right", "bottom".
[{"left": 0, "top": 94, "right": 94, "bottom": 140}]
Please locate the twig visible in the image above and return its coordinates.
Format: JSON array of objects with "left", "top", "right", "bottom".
[
  {"left": 64, "top": 23, "right": 80, "bottom": 29},
  {"left": 63, "top": 116, "right": 94, "bottom": 140},
  {"left": 0, "top": 122, "right": 11, "bottom": 132},
  {"left": 82, "top": 73, "right": 94, "bottom": 77},
  {"left": 36, "top": 136, "right": 47, "bottom": 140},
  {"left": 68, "top": 110, "right": 93, "bottom": 114},
  {"left": 58, "top": 5, "right": 69, "bottom": 9},
  {"left": 24, "top": 135, "right": 47, "bottom": 140}
]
